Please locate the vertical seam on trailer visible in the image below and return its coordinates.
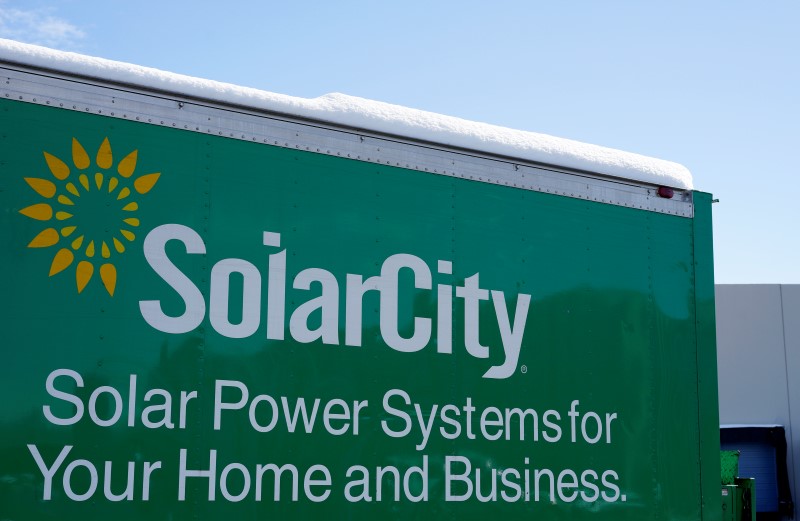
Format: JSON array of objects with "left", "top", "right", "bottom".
[{"left": 691, "top": 204, "right": 706, "bottom": 521}]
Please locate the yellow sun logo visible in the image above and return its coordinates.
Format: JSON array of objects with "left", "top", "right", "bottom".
[{"left": 19, "top": 137, "right": 160, "bottom": 296}]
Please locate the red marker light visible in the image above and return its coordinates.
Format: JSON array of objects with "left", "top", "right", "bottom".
[{"left": 657, "top": 186, "right": 674, "bottom": 199}]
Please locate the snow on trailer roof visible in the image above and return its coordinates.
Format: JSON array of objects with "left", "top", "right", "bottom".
[{"left": 0, "top": 38, "right": 692, "bottom": 190}]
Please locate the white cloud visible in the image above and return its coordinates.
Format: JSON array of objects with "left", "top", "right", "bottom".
[{"left": 0, "top": 3, "right": 85, "bottom": 49}]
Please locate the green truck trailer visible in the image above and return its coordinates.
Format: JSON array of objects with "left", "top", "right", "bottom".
[{"left": 0, "top": 39, "right": 720, "bottom": 520}]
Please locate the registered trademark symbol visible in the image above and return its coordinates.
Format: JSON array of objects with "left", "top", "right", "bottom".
[{"left": 520, "top": 365, "right": 527, "bottom": 374}]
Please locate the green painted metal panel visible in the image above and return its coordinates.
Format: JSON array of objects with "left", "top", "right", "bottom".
[
  {"left": 694, "top": 191, "right": 723, "bottom": 521},
  {"left": 0, "top": 97, "right": 717, "bottom": 520}
]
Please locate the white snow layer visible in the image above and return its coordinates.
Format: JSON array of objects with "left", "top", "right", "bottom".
[{"left": 0, "top": 39, "right": 692, "bottom": 189}]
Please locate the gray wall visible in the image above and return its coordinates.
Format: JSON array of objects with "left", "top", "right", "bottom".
[{"left": 716, "top": 284, "right": 800, "bottom": 516}]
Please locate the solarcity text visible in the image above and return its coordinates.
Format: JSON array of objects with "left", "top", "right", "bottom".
[{"left": 139, "top": 224, "right": 532, "bottom": 379}]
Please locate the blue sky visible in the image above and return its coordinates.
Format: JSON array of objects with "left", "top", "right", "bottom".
[{"left": 1, "top": 0, "right": 798, "bottom": 283}]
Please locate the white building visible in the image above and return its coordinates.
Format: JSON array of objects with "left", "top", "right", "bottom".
[{"left": 716, "top": 284, "right": 800, "bottom": 519}]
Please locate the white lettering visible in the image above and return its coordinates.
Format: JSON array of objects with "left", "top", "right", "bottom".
[
  {"left": 139, "top": 227, "right": 533, "bottom": 379},
  {"left": 43, "top": 369, "right": 83, "bottom": 426},
  {"left": 210, "top": 259, "right": 262, "bottom": 338},
  {"left": 140, "top": 224, "right": 206, "bottom": 334},
  {"left": 290, "top": 268, "right": 339, "bottom": 344},
  {"left": 379, "top": 254, "right": 432, "bottom": 353}
]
